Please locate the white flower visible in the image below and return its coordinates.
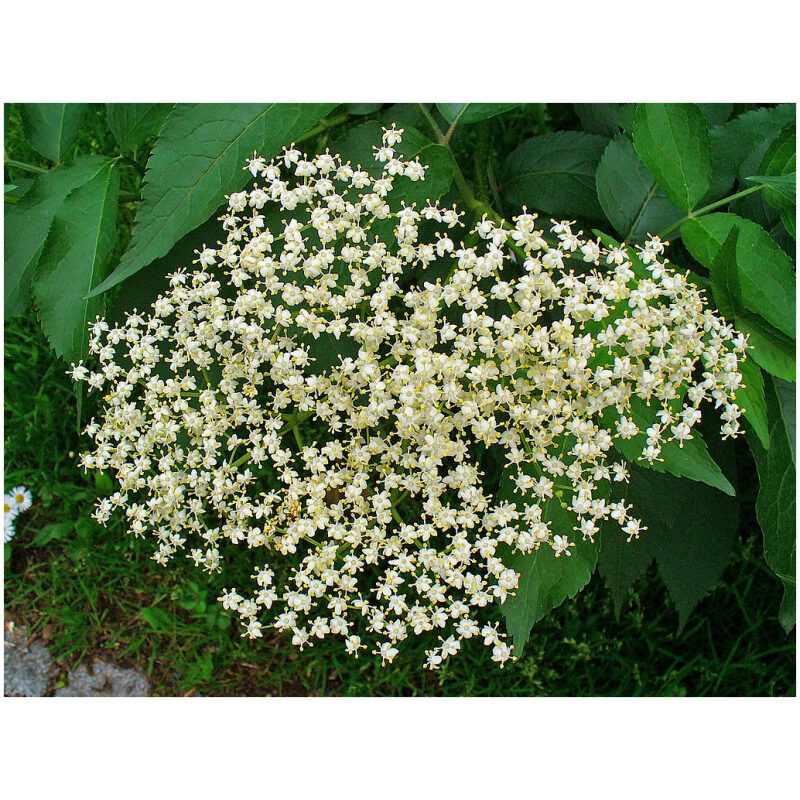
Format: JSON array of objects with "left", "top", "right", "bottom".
[
  {"left": 6, "top": 486, "right": 32, "bottom": 514},
  {"left": 3, "top": 511, "right": 17, "bottom": 543},
  {"left": 69, "top": 124, "right": 749, "bottom": 670}
]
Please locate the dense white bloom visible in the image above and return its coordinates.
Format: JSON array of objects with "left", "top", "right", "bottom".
[{"left": 71, "top": 126, "right": 749, "bottom": 670}]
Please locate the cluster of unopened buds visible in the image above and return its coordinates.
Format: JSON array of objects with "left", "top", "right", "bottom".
[{"left": 71, "top": 125, "right": 749, "bottom": 669}]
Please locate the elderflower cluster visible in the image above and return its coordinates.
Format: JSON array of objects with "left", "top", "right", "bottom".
[{"left": 71, "top": 125, "right": 749, "bottom": 670}]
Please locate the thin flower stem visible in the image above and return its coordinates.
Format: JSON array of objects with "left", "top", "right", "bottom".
[{"left": 658, "top": 184, "right": 765, "bottom": 238}]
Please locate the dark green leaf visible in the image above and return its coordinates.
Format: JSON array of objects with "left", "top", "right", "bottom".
[
  {"left": 632, "top": 103, "right": 712, "bottom": 212},
  {"left": 758, "top": 121, "right": 796, "bottom": 212},
  {"left": 708, "top": 226, "right": 742, "bottom": 320},
  {"left": 595, "top": 136, "right": 684, "bottom": 243},
  {"left": 89, "top": 102, "right": 337, "bottom": 297},
  {"left": 106, "top": 103, "right": 173, "bottom": 154},
  {"left": 707, "top": 104, "right": 795, "bottom": 194},
  {"left": 698, "top": 103, "right": 733, "bottom": 127},
  {"left": 774, "top": 378, "right": 796, "bottom": 465},
  {"left": 502, "top": 131, "right": 609, "bottom": 219},
  {"left": 436, "top": 103, "right": 521, "bottom": 126},
  {"left": 32, "top": 521, "right": 74, "bottom": 546},
  {"left": 738, "top": 356, "right": 770, "bottom": 450},
  {"left": 746, "top": 173, "right": 795, "bottom": 210},
  {"left": 32, "top": 158, "right": 119, "bottom": 364},
  {"left": 343, "top": 103, "right": 383, "bottom": 116},
  {"left": 5, "top": 158, "right": 113, "bottom": 317},
  {"left": 19, "top": 103, "right": 86, "bottom": 162},
  {"left": 625, "top": 463, "right": 738, "bottom": 631},
  {"left": 573, "top": 104, "right": 626, "bottom": 138},
  {"left": 736, "top": 318, "right": 796, "bottom": 382},
  {"left": 781, "top": 208, "right": 795, "bottom": 239},
  {"left": 681, "top": 213, "right": 796, "bottom": 339},
  {"left": 598, "top": 519, "right": 656, "bottom": 617},
  {"left": 748, "top": 377, "right": 796, "bottom": 631}
]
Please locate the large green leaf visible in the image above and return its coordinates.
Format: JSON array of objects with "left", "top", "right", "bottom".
[
  {"left": 106, "top": 103, "right": 173, "bottom": 154},
  {"left": 595, "top": 136, "right": 684, "bottom": 243},
  {"left": 436, "top": 103, "right": 521, "bottom": 127},
  {"left": 19, "top": 103, "right": 86, "bottom": 162},
  {"left": 5, "top": 158, "right": 113, "bottom": 317},
  {"left": 632, "top": 103, "right": 712, "bottom": 212},
  {"left": 748, "top": 378, "right": 796, "bottom": 632},
  {"left": 681, "top": 213, "right": 796, "bottom": 339},
  {"left": 624, "top": 462, "right": 738, "bottom": 631},
  {"left": 31, "top": 158, "right": 119, "bottom": 364},
  {"left": 497, "top": 465, "right": 598, "bottom": 652},
  {"left": 89, "top": 103, "right": 337, "bottom": 298},
  {"left": 502, "top": 131, "right": 609, "bottom": 219},
  {"left": 603, "top": 396, "right": 735, "bottom": 496}
]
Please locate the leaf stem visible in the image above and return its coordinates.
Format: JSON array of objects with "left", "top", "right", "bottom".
[
  {"left": 296, "top": 112, "right": 350, "bottom": 146},
  {"left": 658, "top": 184, "right": 766, "bottom": 238},
  {"left": 413, "top": 103, "right": 482, "bottom": 215},
  {"left": 5, "top": 158, "right": 47, "bottom": 174}
]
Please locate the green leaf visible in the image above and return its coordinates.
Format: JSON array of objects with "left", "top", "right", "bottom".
[
  {"left": 774, "top": 378, "right": 796, "bottom": 465},
  {"left": 748, "top": 377, "right": 796, "bottom": 631},
  {"left": 633, "top": 103, "right": 712, "bottom": 212},
  {"left": 595, "top": 136, "right": 684, "bottom": 243},
  {"left": 31, "top": 520, "right": 74, "bottom": 546},
  {"left": 738, "top": 356, "right": 770, "bottom": 450},
  {"left": 436, "top": 103, "right": 521, "bottom": 126},
  {"left": 698, "top": 103, "right": 733, "bottom": 127},
  {"left": 746, "top": 173, "right": 796, "bottom": 210},
  {"left": 704, "top": 104, "right": 795, "bottom": 197},
  {"left": 19, "top": 103, "right": 86, "bottom": 162},
  {"left": 140, "top": 606, "right": 174, "bottom": 633},
  {"left": 758, "top": 120, "right": 796, "bottom": 213},
  {"left": 89, "top": 102, "right": 337, "bottom": 297},
  {"left": 598, "top": 520, "right": 657, "bottom": 618},
  {"left": 343, "top": 103, "right": 383, "bottom": 116},
  {"left": 623, "top": 463, "right": 738, "bottom": 631},
  {"left": 31, "top": 158, "right": 119, "bottom": 364},
  {"left": 736, "top": 318, "right": 796, "bottom": 382},
  {"left": 681, "top": 213, "right": 796, "bottom": 340},
  {"left": 330, "top": 120, "right": 430, "bottom": 178},
  {"left": 781, "top": 208, "right": 795, "bottom": 239},
  {"left": 497, "top": 464, "right": 598, "bottom": 652},
  {"left": 573, "top": 104, "right": 627, "bottom": 138},
  {"left": 502, "top": 131, "right": 609, "bottom": 219},
  {"left": 603, "top": 396, "right": 736, "bottom": 496},
  {"left": 106, "top": 103, "right": 173, "bottom": 154},
  {"left": 5, "top": 158, "right": 113, "bottom": 317},
  {"left": 708, "top": 226, "right": 742, "bottom": 320}
]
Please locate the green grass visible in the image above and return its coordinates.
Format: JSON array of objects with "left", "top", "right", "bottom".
[{"left": 4, "top": 311, "right": 795, "bottom": 696}]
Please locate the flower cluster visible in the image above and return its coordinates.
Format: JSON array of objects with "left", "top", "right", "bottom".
[
  {"left": 4, "top": 485, "right": 33, "bottom": 543},
  {"left": 71, "top": 125, "right": 749, "bottom": 669}
]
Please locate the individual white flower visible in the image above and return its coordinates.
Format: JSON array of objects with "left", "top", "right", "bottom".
[
  {"left": 7, "top": 486, "right": 32, "bottom": 514},
  {"left": 3, "top": 511, "right": 17, "bottom": 543}
]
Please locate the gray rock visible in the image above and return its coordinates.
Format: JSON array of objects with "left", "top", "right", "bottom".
[
  {"left": 54, "top": 659, "right": 149, "bottom": 697},
  {"left": 4, "top": 625, "right": 54, "bottom": 697}
]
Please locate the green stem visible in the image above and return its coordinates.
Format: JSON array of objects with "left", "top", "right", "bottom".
[
  {"left": 296, "top": 112, "right": 350, "bottom": 146},
  {"left": 658, "top": 185, "right": 765, "bottom": 238},
  {"left": 413, "top": 103, "right": 482, "bottom": 215},
  {"left": 5, "top": 158, "right": 47, "bottom": 174}
]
